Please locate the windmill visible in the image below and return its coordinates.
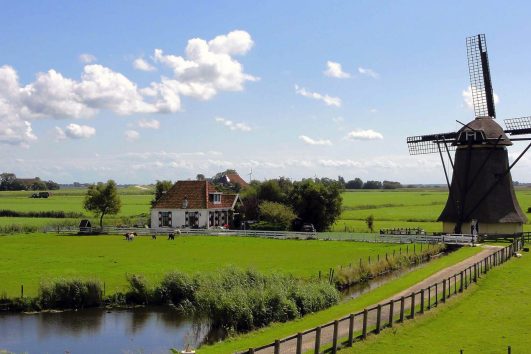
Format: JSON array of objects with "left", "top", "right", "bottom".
[{"left": 407, "top": 34, "right": 531, "bottom": 235}]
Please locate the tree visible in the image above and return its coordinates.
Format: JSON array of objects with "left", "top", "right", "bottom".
[
  {"left": 363, "top": 180, "right": 382, "bottom": 189},
  {"left": 288, "top": 179, "right": 342, "bottom": 231},
  {"left": 0, "top": 173, "right": 17, "bottom": 191},
  {"left": 45, "top": 180, "right": 61, "bottom": 190},
  {"left": 337, "top": 176, "right": 346, "bottom": 189},
  {"left": 382, "top": 180, "right": 403, "bottom": 189},
  {"left": 259, "top": 201, "right": 297, "bottom": 230},
  {"left": 196, "top": 174, "right": 205, "bottom": 181},
  {"left": 365, "top": 215, "right": 375, "bottom": 233},
  {"left": 30, "top": 181, "right": 47, "bottom": 190},
  {"left": 151, "top": 180, "right": 173, "bottom": 206},
  {"left": 257, "top": 180, "right": 285, "bottom": 203},
  {"left": 83, "top": 180, "right": 121, "bottom": 228},
  {"left": 346, "top": 178, "right": 363, "bottom": 189}
]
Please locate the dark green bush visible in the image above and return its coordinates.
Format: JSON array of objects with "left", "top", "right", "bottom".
[
  {"left": 125, "top": 274, "right": 150, "bottom": 305},
  {"left": 156, "top": 271, "right": 197, "bottom": 305},
  {"left": 39, "top": 278, "right": 102, "bottom": 309}
]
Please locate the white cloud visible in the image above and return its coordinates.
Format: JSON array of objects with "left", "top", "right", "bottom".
[
  {"left": 153, "top": 30, "right": 258, "bottom": 101},
  {"left": 124, "top": 130, "right": 140, "bottom": 141},
  {"left": 133, "top": 58, "right": 156, "bottom": 72},
  {"left": 214, "top": 117, "right": 252, "bottom": 132},
  {"left": 345, "top": 129, "right": 383, "bottom": 140},
  {"left": 137, "top": 118, "right": 160, "bottom": 129},
  {"left": 0, "top": 30, "right": 258, "bottom": 147},
  {"left": 324, "top": 61, "right": 350, "bottom": 79},
  {"left": 358, "top": 67, "right": 379, "bottom": 79},
  {"left": 79, "top": 54, "right": 97, "bottom": 64},
  {"left": 299, "top": 135, "right": 332, "bottom": 146},
  {"left": 462, "top": 86, "right": 499, "bottom": 113},
  {"left": 56, "top": 124, "right": 96, "bottom": 139},
  {"left": 294, "top": 85, "right": 341, "bottom": 107}
]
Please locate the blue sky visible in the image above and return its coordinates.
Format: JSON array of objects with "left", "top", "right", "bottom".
[{"left": 1, "top": 0, "right": 531, "bottom": 184}]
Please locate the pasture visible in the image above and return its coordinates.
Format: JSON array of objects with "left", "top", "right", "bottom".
[
  {"left": 0, "top": 234, "right": 421, "bottom": 297},
  {"left": 342, "top": 251, "right": 531, "bottom": 354},
  {"left": 333, "top": 188, "right": 531, "bottom": 232}
]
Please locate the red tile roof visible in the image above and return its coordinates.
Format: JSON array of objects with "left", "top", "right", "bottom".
[
  {"left": 224, "top": 173, "right": 249, "bottom": 188},
  {"left": 153, "top": 180, "right": 239, "bottom": 209}
]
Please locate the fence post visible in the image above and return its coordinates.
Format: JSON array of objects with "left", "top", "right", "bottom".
[
  {"left": 442, "top": 279, "right": 446, "bottom": 303},
  {"left": 314, "top": 326, "right": 321, "bottom": 354},
  {"left": 348, "top": 314, "right": 354, "bottom": 346},
  {"left": 248, "top": 349, "right": 254, "bottom": 354},
  {"left": 332, "top": 320, "right": 339, "bottom": 354},
  {"left": 362, "top": 309, "right": 368, "bottom": 339},
  {"left": 376, "top": 305, "right": 382, "bottom": 333},
  {"left": 21, "top": 284, "right": 23, "bottom": 298},
  {"left": 474, "top": 263, "right": 477, "bottom": 283},
  {"left": 400, "top": 296, "right": 405, "bottom": 322},
  {"left": 410, "top": 292, "right": 416, "bottom": 319},
  {"left": 508, "top": 345, "right": 511, "bottom": 354},
  {"left": 274, "top": 339, "right": 280, "bottom": 354},
  {"left": 420, "top": 289, "right": 425, "bottom": 314},
  {"left": 428, "top": 286, "right": 431, "bottom": 309},
  {"left": 435, "top": 283, "right": 438, "bottom": 306},
  {"left": 296, "top": 332, "right": 302, "bottom": 354},
  {"left": 454, "top": 275, "right": 457, "bottom": 295},
  {"left": 389, "top": 300, "right": 394, "bottom": 327}
]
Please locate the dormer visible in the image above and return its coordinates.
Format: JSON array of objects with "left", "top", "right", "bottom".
[{"left": 209, "top": 192, "right": 222, "bottom": 204}]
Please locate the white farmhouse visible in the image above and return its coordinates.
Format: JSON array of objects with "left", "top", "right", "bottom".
[{"left": 151, "top": 180, "right": 243, "bottom": 229}]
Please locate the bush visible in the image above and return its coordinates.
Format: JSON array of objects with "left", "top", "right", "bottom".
[
  {"left": 258, "top": 201, "right": 297, "bottom": 231},
  {"left": 156, "top": 271, "right": 197, "bottom": 305},
  {"left": 125, "top": 274, "right": 151, "bottom": 305},
  {"left": 0, "top": 209, "right": 83, "bottom": 218},
  {"left": 39, "top": 278, "right": 102, "bottom": 309}
]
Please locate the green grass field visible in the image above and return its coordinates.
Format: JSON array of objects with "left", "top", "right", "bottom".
[
  {"left": 340, "top": 251, "right": 531, "bottom": 354},
  {"left": 199, "top": 246, "right": 481, "bottom": 353},
  {"left": 333, "top": 188, "right": 531, "bottom": 232},
  {"left": 1, "top": 187, "right": 529, "bottom": 232},
  {"left": 0, "top": 234, "right": 421, "bottom": 297}
]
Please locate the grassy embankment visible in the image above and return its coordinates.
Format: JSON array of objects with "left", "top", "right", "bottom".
[
  {"left": 333, "top": 188, "right": 531, "bottom": 233},
  {"left": 199, "top": 246, "right": 481, "bottom": 354},
  {"left": 339, "top": 249, "right": 531, "bottom": 354},
  {"left": 0, "top": 234, "right": 422, "bottom": 297}
]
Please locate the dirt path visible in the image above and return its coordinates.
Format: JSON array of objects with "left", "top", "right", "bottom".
[{"left": 254, "top": 245, "right": 501, "bottom": 354}]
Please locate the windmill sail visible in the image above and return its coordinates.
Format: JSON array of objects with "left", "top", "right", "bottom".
[
  {"left": 466, "top": 34, "right": 496, "bottom": 118},
  {"left": 504, "top": 116, "right": 531, "bottom": 135},
  {"left": 407, "top": 132, "right": 458, "bottom": 155}
]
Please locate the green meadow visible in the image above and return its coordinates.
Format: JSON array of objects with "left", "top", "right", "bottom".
[
  {"left": 0, "top": 234, "right": 420, "bottom": 297},
  {"left": 340, "top": 251, "right": 531, "bottom": 354},
  {"left": 333, "top": 188, "right": 531, "bottom": 232},
  {"left": 0, "top": 187, "right": 529, "bottom": 232}
]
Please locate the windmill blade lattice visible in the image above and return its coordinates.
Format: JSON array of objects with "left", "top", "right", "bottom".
[
  {"left": 407, "top": 133, "right": 458, "bottom": 155},
  {"left": 504, "top": 116, "right": 531, "bottom": 135},
  {"left": 466, "top": 34, "right": 496, "bottom": 118}
]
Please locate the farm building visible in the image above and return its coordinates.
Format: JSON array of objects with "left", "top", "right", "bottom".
[{"left": 151, "top": 180, "right": 243, "bottom": 229}]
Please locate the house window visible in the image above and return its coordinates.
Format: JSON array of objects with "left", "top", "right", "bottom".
[
  {"left": 210, "top": 193, "right": 221, "bottom": 204},
  {"left": 160, "top": 211, "right": 172, "bottom": 227}
]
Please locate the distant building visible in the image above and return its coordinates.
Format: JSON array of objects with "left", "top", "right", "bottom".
[
  {"left": 151, "top": 180, "right": 243, "bottom": 229},
  {"left": 221, "top": 172, "right": 249, "bottom": 189}
]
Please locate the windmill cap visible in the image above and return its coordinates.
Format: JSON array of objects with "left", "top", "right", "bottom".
[{"left": 457, "top": 116, "right": 512, "bottom": 146}]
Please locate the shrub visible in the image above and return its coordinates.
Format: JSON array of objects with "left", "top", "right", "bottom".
[
  {"left": 258, "top": 201, "right": 297, "bottom": 231},
  {"left": 125, "top": 274, "right": 151, "bottom": 305},
  {"left": 39, "top": 278, "right": 102, "bottom": 309},
  {"left": 156, "top": 271, "right": 197, "bottom": 305}
]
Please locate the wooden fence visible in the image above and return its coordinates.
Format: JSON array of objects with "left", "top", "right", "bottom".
[{"left": 238, "top": 237, "right": 525, "bottom": 354}]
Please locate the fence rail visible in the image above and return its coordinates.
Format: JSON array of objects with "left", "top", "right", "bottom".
[
  {"left": 237, "top": 237, "right": 525, "bottom": 354},
  {"left": 43, "top": 226, "right": 504, "bottom": 245}
]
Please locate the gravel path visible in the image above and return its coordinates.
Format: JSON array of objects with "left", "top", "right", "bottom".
[{"left": 252, "top": 245, "right": 502, "bottom": 354}]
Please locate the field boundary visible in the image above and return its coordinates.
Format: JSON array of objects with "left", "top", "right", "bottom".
[{"left": 235, "top": 238, "right": 525, "bottom": 354}]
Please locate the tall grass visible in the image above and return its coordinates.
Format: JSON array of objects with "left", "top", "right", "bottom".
[
  {"left": 39, "top": 278, "right": 102, "bottom": 309},
  {"left": 334, "top": 243, "right": 446, "bottom": 288},
  {"left": 0, "top": 209, "right": 84, "bottom": 218}
]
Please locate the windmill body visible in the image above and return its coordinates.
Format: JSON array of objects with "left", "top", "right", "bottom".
[
  {"left": 438, "top": 117, "right": 527, "bottom": 234},
  {"left": 407, "top": 34, "right": 531, "bottom": 236}
]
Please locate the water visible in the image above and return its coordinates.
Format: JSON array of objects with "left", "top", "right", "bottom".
[{"left": 0, "top": 308, "right": 210, "bottom": 354}]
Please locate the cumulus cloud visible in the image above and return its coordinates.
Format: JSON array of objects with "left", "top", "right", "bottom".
[
  {"left": 137, "top": 118, "right": 160, "bottom": 129},
  {"left": 462, "top": 85, "right": 499, "bottom": 112},
  {"left": 324, "top": 61, "right": 350, "bottom": 79},
  {"left": 294, "top": 85, "right": 341, "bottom": 107},
  {"left": 214, "top": 117, "right": 252, "bottom": 131},
  {"left": 133, "top": 58, "right": 156, "bottom": 72},
  {"left": 124, "top": 130, "right": 140, "bottom": 141},
  {"left": 56, "top": 124, "right": 96, "bottom": 140},
  {"left": 345, "top": 129, "right": 383, "bottom": 140},
  {"left": 79, "top": 53, "right": 97, "bottom": 64},
  {"left": 358, "top": 67, "right": 379, "bottom": 79},
  {"left": 153, "top": 30, "right": 258, "bottom": 101},
  {"left": 0, "top": 30, "right": 257, "bottom": 146},
  {"left": 299, "top": 135, "right": 332, "bottom": 146}
]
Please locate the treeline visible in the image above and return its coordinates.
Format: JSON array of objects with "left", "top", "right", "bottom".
[
  {"left": 0, "top": 173, "right": 60, "bottom": 191},
  {"left": 340, "top": 177, "right": 403, "bottom": 190},
  {"left": 240, "top": 177, "right": 342, "bottom": 232}
]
